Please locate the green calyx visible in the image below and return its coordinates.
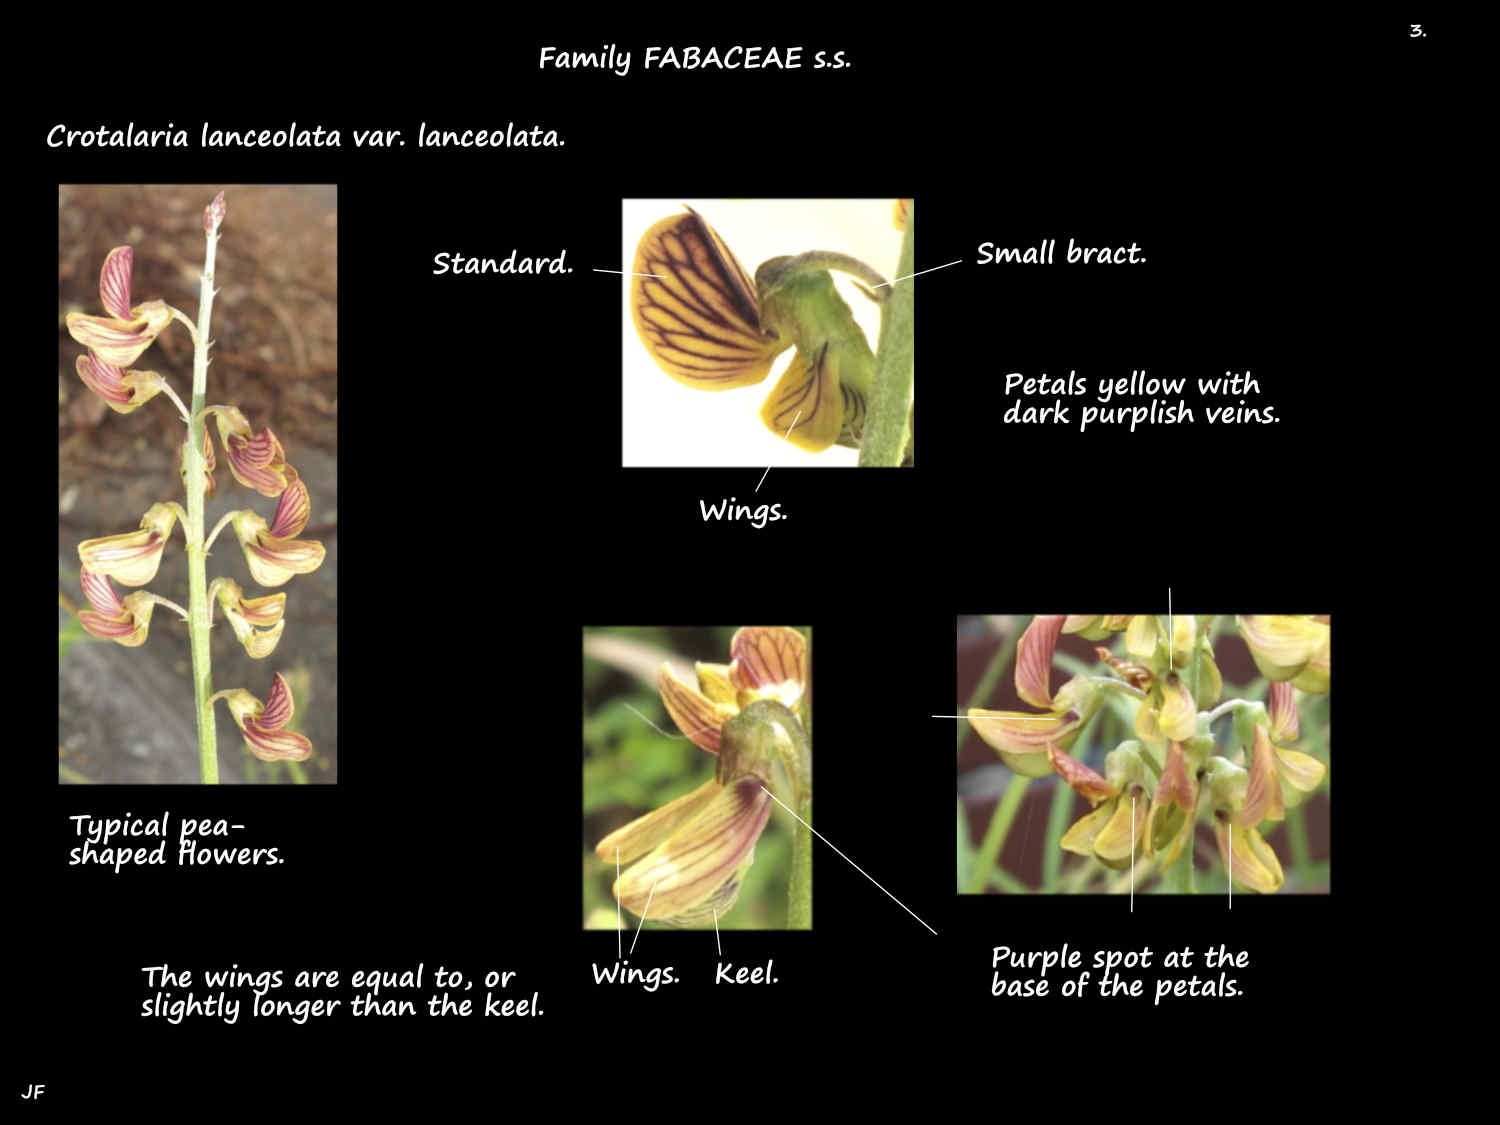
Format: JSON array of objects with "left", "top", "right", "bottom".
[{"left": 716, "top": 699, "right": 812, "bottom": 810}]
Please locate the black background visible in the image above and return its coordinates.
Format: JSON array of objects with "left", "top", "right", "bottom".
[{"left": 22, "top": 16, "right": 1451, "bottom": 1111}]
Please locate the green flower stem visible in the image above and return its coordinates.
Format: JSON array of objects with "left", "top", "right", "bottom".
[
  {"left": 788, "top": 794, "right": 813, "bottom": 929},
  {"left": 776, "top": 250, "right": 889, "bottom": 293},
  {"left": 966, "top": 774, "right": 1030, "bottom": 894},
  {"left": 858, "top": 205, "right": 915, "bottom": 466},
  {"left": 185, "top": 227, "right": 219, "bottom": 784}
]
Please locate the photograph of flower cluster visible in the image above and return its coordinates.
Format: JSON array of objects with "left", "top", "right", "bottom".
[
  {"left": 58, "top": 185, "right": 337, "bottom": 784},
  {"left": 956, "top": 615, "right": 1329, "bottom": 895},
  {"left": 583, "top": 626, "right": 813, "bottom": 930}
]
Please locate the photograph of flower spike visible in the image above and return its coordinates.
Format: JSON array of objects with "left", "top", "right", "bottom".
[
  {"left": 621, "top": 199, "right": 914, "bottom": 468},
  {"left": 59, "top": 185, "right": 337, "bottom": 784},
  {"left": 956, "top": 615, "right": 1329, "bottom": 895},
  {"left": 583, "top": 627, "right": 813, "bottom": 930}
]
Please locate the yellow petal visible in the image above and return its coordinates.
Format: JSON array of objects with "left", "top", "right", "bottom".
[
  {"left": 1235, "top": 724, "right": 1285, "bottom": 825},
  {"left": 1275, "top": 747, "right": 1327, "bottom": 793},
  {"left": 1093, "top": 788, "right": 1148, "bottom": 866},
  {"left": 659, "top": 663, "right": 737, "bottom": 753},
  {"left": 612, "top": 778, "right": 772, "bottom": 923},
  {"left": 1125, "top": 615, "right": 1158, "bottom": 659},
  {"left": 695, "top": 662, "right": 737, "bottom": 706},
  {"left": 968, "top": 709, "right": 1079, "bottom": 758},
  {"left": 1157, "top": 675, "right": 1197, "bottom": 741},
  {"left": 1015, "top": 615, "right": 1064, "bottom": 710},
  {"left": 1238, "top": 615, "right": 1329, "bottom": 682},
  {"left": 595, "top": 779, "right": 720, "bottom": 865},
  {"left": 759, "top": 344, "right": 843, "bottom": 453},
  {"left": 1060, "top": 803, "right": 1115, "bottom": 856},
  {"left": 1215, "top": 819, "right": 1285, "bottom": 893},
  {"left": 631, "top": 209, "right": 783, "bottom": 390}
]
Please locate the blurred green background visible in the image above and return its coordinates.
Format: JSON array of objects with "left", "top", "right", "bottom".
[{"left": 582, "top": 626, "right": 804, "bottom": 930}]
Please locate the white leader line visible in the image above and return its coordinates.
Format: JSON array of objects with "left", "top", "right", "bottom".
[
  {"left": 757, "top": 411, "right": 802, "bottom": 492},
  {"left": 870, "top": 260, "right": 963, "bottom": 287},
  {"left": 594, "top": 269, "right": 666, "bottom": 277},
  {"left": 629, "top": 880, "right": 659, "bottom": 955},
  {"left": 761, "top": 786, "right": 937, "bottom": 935}
]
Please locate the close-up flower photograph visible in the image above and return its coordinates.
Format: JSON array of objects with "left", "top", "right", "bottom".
[
  {"left": 956, "top": 615, "right": 1329, "bottom": 895},
  {"left": 583, "top": 626, "right": 813, "bottom": 930},
  {"left": 58, "top": 185, "right": 337, "bottom": 784},
  {"left": 621, "top": 199, "right": 914, "bottom": 468}
]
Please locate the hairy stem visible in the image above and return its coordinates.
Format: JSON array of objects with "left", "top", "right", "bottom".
[
  {"left": 185, "top": 228, "right": 219, "bottom": 784},
  {"left": 788, "top": 793, "right": 813, "bottom": 929},
  {"left": 858, "top": 205, "right": 915, "bottom": 466}
]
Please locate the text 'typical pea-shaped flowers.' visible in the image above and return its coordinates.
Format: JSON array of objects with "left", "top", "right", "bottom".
[
  {"left": 212, "top": 672, "right": 313, "bottom": 763},
  {"left": 65, "top": 247, "right": 176, "bottom": 368},
  {"left": 77, "top": 502, "right": 181, "bottom": 587},
  {"left": 968, "top": 615, "right": 1105, "bottom": 778},
  {"left": 228, "top": 476, "right": 325, "bottom": 587},
  {"left": 597, "top": 627, "right": 811, "bottom": 926}
]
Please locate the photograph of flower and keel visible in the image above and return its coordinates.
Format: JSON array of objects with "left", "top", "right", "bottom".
[
  {"left": 583, "top": 627, "right": 813, "bottom": 930},
  {"left": 621, "top": 199, "right": 914, "bottom": 468},
  {"left": 956, "top": 616, "right": 1329, "bottom": 895},
  {"left": 59, "top": 185, "right": 337, "bottom": 784}
]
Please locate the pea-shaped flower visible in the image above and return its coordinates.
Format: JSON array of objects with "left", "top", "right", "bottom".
[
  {"left": 205, "top": 405, "right": 292, "bottom": 497},
  {"left": 211, "top": 578, "right": 286, "bottom": 659},
  {"left": 76, "top": 566, "right": 155, "bottom": 647},
  {"left": 1237, "top": 615, "right": 1330, "bottom": 693},
  {"left": 230, "top": 477, "right": 325, "bottom": 587},
  {"left": 65, "top": 247, "right": 174, "bottom": 368},
  {"left": 598, "top": 627, "right": 811, "bottom": 926},
  {"left": 77, "top": 502, "right": 180, "bottom": 587},
  {"left": 74, "top": 352, "right": 168, "bottom": 415},
  {"left": 969, "top": 615, "right": 1103, "bottom": 777},
  {"left": 213, "top": 672, "right": 313, "bottom": 762},
  {"left": 1049, "top": 741, "right": 1151, "bottom": 870},
  {"left": 631, "top": 208, "right": 876, "bottom": 453}
]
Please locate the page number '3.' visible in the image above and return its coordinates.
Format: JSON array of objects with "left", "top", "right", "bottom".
[{"left": 1409, "top": 24, "right": 1426, "bottom": 38}]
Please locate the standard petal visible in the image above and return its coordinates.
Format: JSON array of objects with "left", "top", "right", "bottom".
[
  {"left": 612, "top": 779, "right": 772, "bottom": 922},
  {"left": 595, "top": 778, "right": 721, "bottom": 865},
  {"left": 259, "top": 671, "right": 297, "bottom": 728},
  {"left": 79, "top": 566, "right": 124, "bottom": 616},
  {"left": 631, "top": 210, "right": 784, "bottom": 390},
  {"left": 99, "top": 246, "right": 136, "bottom": 319},
  {"left": 1268, "top": 682, "right": 1300, "bottom": 742},
  {"left": 237, "top": 592, "right": 286, "bottom": 627},
  {"left": 658, "top": 664, "right": 737, "bottom": 752},
  {"left": 728, "top": 626, "right": 807, "bottom": 708},
  {"left": 225, "top": 426, "right": 290, "bottom": 497},
  {"left": 267, "top": 475, "right": 311, "bottom": 539},
  {"left": 1015, "top": 615, "right": 1064, "bottom": 710},
  {"left": 1235, "top": 725, "right": 1285, "bottom": 826}
]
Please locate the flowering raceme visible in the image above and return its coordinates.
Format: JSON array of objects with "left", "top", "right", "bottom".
[
  {"left": 64, "top": 191, "right": 328, "bottom": 782},
  {"left": 963, "top": 614, "right": 1330, "bottom": 894},
  {"left": 595, "top": 627, "right": 812, "bottom": 926}
]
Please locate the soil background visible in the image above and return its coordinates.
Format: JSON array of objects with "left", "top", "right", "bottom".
[{"left": 58, "top": 184, "right": 337, "bottom": 783}]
